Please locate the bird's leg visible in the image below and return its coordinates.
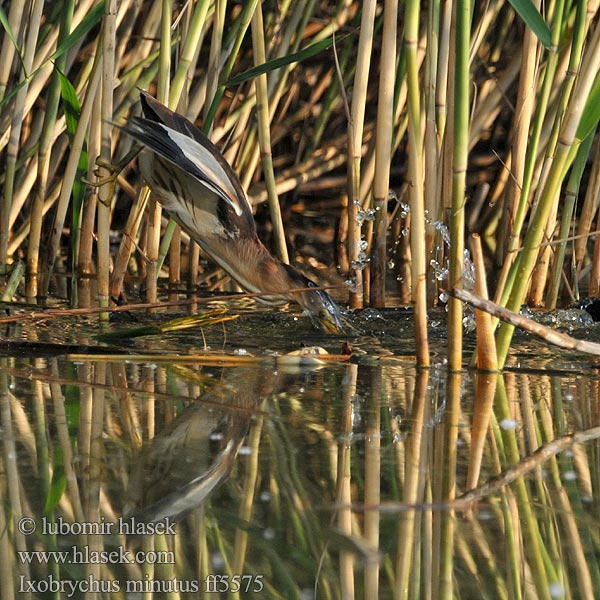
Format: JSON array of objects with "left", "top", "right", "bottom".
[{"left": 83, "top": 146, "right": 142, "bottom": 188}]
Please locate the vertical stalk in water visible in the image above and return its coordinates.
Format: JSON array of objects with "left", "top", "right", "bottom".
[
  {"left": 447, "top": 0, "right": 470, "bottom": 370},
  {"left": 370, "top": 0, "right": 397, "bottom": 307},
  {"left": 347, "top": 0, "right": 377, "bottom": 309},
  {"left": 405, "top": 0, "right": 430, "bottom": 366},
  {"left": 97, "top": 0, "right": 117, "bottom": 313},
  {"left": 496, "top": 20, "right": 600, "bottom": 367}
]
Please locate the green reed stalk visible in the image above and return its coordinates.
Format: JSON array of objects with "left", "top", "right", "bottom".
[
  {"left": 438, "top": 372, "right": 461, "bottom": 597},
  {"left": 251, "top": 1, "right": 289, "bottom": 264},
  {"left": 405, "top": 0, "right": 430, "bottom": 366},
  {"left": 395, "top": 371, "right": 428, "bottom": 599},
  {"left": 168, "top": 0, "right": 211, "bottom": 106},
  {"left": 497, "top": 0, "right": 586, "bottom": 309},
  {"left": 447, "top": 0, "right": 470, "bottom": 370},
  {"left": 494, "top": 380, "right": 556, "bottom": 599},
  {"left": 346, "top": 1, "right": 376, "bottom": 309},
  {"left": 494, "top": 0, "right": 545, "bottom": 295},
  {"left": 496, "top": 19, "right": 600, "bottom": 368}
]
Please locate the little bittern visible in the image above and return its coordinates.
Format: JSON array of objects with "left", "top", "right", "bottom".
[{"left": 123, "top": 91, "right": 344, "bottom": 333}]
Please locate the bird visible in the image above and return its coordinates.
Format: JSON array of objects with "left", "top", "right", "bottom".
[{"left": 121, "top": 91, "right": 345, "bottom": 334}]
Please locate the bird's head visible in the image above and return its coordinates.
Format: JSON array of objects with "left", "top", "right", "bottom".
[{"left": 282, "top": 266, "right": 346, "bottom": 334}]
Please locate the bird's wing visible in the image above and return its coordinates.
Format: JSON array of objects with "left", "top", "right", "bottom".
[{"left": 121, "top": 93, "right": 252, "bottom": 220}]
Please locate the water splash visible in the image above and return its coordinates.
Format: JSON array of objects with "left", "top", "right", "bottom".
[
  {"left": 354, "top": 200, "right": 376, "bottom": 225},
  {"left": 429, "top": 220, "right": 451, "bottom": 247},
  {"left": 430, "top": 259, "right": 449, "bottom": 282}
]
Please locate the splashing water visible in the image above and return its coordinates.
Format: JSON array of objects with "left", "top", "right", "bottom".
[
  {"left": 399, "top": 202, "right": 411, "bottom": 219},
  {"left": 429, "top": 220, "right": 451, "bottom": 247},
  {"left": 354, "top": 200, "right": 376, "bottom": 225},
  {"left": 463, "top": 249, "right": 476, "bottom": 291},
  {"left": 430, "top": 259, "right": 449, "bottom": 282}
]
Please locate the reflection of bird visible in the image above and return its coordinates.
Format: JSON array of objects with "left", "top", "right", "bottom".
[
  {"left": 125, "top": 367, "right": 273, "bottom": 523},
  {"left": 122, "top": 91, "right": 345, "bottom": 333}
]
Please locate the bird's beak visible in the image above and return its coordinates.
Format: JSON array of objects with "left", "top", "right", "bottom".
[{"left": 301, "top": 287, "right": 346, "bottom": 334}]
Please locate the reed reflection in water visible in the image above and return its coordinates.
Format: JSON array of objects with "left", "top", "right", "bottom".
[{"left": 0, "top": 355, "right": 598, "bottom": 599}]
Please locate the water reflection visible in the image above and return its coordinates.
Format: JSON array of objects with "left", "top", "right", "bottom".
[{"left": 0, "top": 355, "right": 599, "bottom": 599}]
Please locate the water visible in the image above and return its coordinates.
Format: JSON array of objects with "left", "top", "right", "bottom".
[{"left": 0, "top": 304, "right": 599, "bottom": 599}]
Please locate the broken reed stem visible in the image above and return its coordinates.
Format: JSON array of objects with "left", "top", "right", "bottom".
[
  {"left": 470, "top": 234, "right": 497, "bottom": 371},
  {"left": 453, "top": 288, "right": 600, "bottom": 358}
]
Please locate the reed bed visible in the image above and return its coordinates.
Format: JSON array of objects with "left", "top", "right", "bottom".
[{"left": 1, "top": 1, "right": 600, "bottom": 365}]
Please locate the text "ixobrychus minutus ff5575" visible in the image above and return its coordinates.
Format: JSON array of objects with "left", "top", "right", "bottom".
[{"left": 122, "top": 91, "right": 345, "bottom": 333}]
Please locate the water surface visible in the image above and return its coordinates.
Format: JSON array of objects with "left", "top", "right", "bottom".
[{"left": 1, "top": 305, "right": 599, "bottom": 599}]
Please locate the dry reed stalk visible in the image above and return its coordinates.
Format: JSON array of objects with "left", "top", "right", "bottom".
[
  {"left": 337, "top": 364, "right": 357, "bottom": 599},
  {"left": 27, "top": 0, "right": 74, "bottom": 300},
  {"left": 251, "top": 2, "right": 289, "bottom": 264},
  {"left": 0, "top": 0, "right": 45, "bottom": 271},
  {"left": 370, "top": 0, "right": 397, "bottom": 307},
  {"left": 364, "top": 369, "right": 381, "bottom": 598},
  {"left": 78, "top": 82, "right": 102, "bottom": 309},
  {"left": 40, "top": 60, "right": 101, "bottom": 298},
  {"left": 346, "top": 0, "right": 377, "bottom": 309},
  {"left": 495, "top": 4, "right": 542, "bottom": 285},
  {"left": 466, "top": 372, "right": 496, "bottom": 491},
  {"left": 0, "top": 0, "right": 26, "bottom": 101},
  {"left": 97, "top": 0, "right": 117, "bottom": 314}
]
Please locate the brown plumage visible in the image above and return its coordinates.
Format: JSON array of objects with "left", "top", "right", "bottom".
[{"left": 122, "top": 91, "right": 345, "bottom": 333}]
